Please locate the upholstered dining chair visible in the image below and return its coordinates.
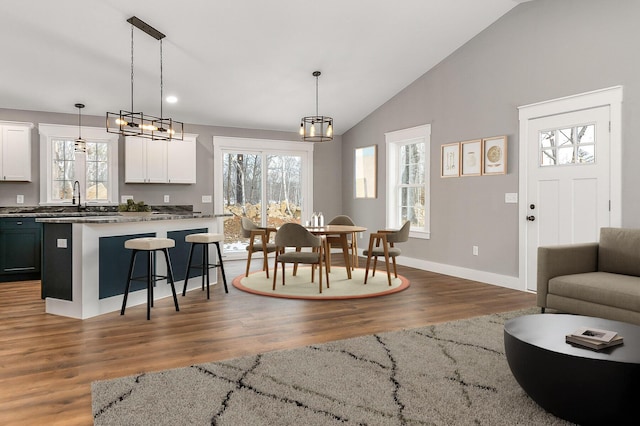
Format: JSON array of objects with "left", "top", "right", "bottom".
[
  {"left": 273, "top": 223, "right": 329, "bottom": 293},
  {"left": 363, "top": 221, "right": 411, "bottom": 286},
  {"left": 241, "top": 217, "right": 277, "bottom": 278},
  {"left": 326, "top": 215, "right": 358, "bottom": 270}
]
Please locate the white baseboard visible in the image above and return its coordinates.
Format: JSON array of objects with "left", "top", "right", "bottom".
[{"left": 358, "top": 250, "right": 526, "bottom": 292}]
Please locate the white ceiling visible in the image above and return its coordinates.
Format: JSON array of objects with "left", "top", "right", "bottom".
[{"left": 0, "top": 0, "right": 530, "bottom": 135}]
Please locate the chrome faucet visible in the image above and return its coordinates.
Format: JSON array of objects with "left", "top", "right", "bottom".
[{"left": 72, "top": 180, "right": 82, "bottom": 212}]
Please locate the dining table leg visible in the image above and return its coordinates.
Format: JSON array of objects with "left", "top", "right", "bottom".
[{"left": 340, "top": 234, "right": 352, "bottom": 279}]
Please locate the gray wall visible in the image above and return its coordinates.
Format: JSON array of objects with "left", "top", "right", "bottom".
[
  {"left": 341, "top": 0, "right": 640, "bottom": 277},
  {"left": 0, "top": 108, "right": 342, "bottom": 219}
]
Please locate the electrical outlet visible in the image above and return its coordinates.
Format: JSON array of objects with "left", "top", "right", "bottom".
[
  {"left": 16, "top": 195, "right": 24, "bottom": 204},
  {"left": 57, "top": 239, "right": 68, "bottom": 249},
  {"left": 505, "top": 193, "right": 518, "bottom": 204},
  {"left": 473, "top": 245, "right": 479, "bottom": 256},
  {"left": 164, "top": 195, "right": 170, "bottom": 203},
  {"left": 202, "top": 195, "right": 212, "bottom": 203},
  {"left": 121, "top": 195, "right": 133, "bottom": 203}
]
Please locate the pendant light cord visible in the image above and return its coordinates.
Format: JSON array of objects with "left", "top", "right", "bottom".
[
  {"left": 78, "top": 107, "right": 82, "bottom": 139},
  {"left": 160, "top": 39, "right": 163, "bottom": 120},
  {"left": 315, "top": 74, "right": 319, "bottom": 117},
  {"left": 130, "top": 24, "right": 134, "bottom": 112}
]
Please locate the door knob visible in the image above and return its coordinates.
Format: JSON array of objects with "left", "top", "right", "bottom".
[{"left": 526, "top": 215, "right": 536, "bottom": 221}]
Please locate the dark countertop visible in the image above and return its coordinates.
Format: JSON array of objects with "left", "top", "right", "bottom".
[
  {"left": 0, "top": 205, "right": 232, "bottom": 219},
  {"left": 35, "top": 213, "right": 219, "bottom": 224}
]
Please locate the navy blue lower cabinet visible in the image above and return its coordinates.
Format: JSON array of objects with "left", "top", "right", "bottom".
[
  {"left": 99, "top": 233, "right": 155, "bottom": 299},
  {"left": 0, "top": 218, "right": 42, "bottom": 283}
]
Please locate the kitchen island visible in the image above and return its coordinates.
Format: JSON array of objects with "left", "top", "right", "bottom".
[{"left": 36, "top": 213, "right": 225, "bottom": 319}]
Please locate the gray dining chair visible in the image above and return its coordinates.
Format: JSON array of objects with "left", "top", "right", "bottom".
[
  {"left": 241, "top": 217, "right": 277, "bottom": 278},
  {"left": 273, "top": 223, "right": 329, "bottom": 293},
  {"left": 326, "top": 215, "right": 359, "bottom": 270},
  {"left": 363, "top": 221, "right": 411, "bottom": 286}
]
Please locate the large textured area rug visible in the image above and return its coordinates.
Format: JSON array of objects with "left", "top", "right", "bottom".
[
  {"left": 232, "top": 266, "right": 409, "bottom": 300},
  {"left": 92, "top": 309, "right": 571, "bottom": 425}
]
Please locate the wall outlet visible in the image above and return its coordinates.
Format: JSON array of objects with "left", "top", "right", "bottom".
[
  {"left": 164, "top": 195, "right": 170, "bottom": 203},
  {"left": 16, "top": 194, "right": 24, "bottom": 204},
  {"left": 57, "top": 239, "right": 68, "bottom": 249},
  {"left": 473, "top": 245, "right": 479, "bottom": 256},
  {"left": 202, "top": 195, "right": 212, "bottom": 203},
  {"left": 121, "top": 195, "right": 133, "bottom": 203},
  {"left": 505, "top": 193, "right": 518, "bottom": 204}
]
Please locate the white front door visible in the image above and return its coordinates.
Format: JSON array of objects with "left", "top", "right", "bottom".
[{"left": 525, "top": 106, "right": 610, "bottom": 291}]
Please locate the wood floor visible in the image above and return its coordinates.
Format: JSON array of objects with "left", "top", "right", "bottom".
[{"left": 0, "top": 258, "right": 535, "bottom": 425}]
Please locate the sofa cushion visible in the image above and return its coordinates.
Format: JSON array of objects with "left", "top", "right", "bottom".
[
  {"left": 549, "top": 272, "right": 640, "bottom": 312},
  {"left": 599, "top": 227, "right": 640, "bottom": 277}
]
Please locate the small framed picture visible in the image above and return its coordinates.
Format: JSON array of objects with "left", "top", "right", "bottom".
[
  {"left": 460, "top": 139, "right": 482, "bottom": 177},
  {"left": 441, "top": 142, "right": 460, "bottom": 178},
  {"left": 482, "top": 136, "right": 507, "bottom": 175}
]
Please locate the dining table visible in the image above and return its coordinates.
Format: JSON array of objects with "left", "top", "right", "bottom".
[{"left": 306, "top": 225, "right": 367, "bottom": 279}]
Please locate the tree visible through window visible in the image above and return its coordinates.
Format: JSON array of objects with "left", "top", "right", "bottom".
[{"left": 399, "top": 142, "right": 426, "bottom": 228}]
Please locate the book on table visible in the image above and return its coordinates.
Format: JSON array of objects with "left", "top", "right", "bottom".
[{"left": 565, "top": 327, "right": 624, "bottom": 350}]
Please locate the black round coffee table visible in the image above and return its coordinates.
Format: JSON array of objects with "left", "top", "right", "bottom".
[{"left": 504, "top": 314, "right": 640, "bottom": 425}]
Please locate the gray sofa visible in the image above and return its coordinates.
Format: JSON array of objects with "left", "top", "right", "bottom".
[{"left": 537, "top": 227, "right": 640, "bottom": 325}]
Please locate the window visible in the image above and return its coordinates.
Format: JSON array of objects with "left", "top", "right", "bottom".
[
  {"left": 39, "top": 124, "right": 119, "bottom": 205},
  {"left": 539, "top": 123, "right": 596, "bottom": 167},
  {"left": 213, "top": 136, "right": 313, "bottom": 256},
  {"left": 385, "top": 124, "right": 430, "bottom": 239}
]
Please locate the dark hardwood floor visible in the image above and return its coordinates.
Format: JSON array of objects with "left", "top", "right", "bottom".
[{"left": 0, "top": 257, "right": 535, "bottom": 425}]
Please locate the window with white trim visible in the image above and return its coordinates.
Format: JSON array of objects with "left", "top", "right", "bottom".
[
  {"left": 385, "top": 124, "right": 431, "bottom": 239},
  {"left": 39, "top": 124, "right": 119, "bottom": 205}
]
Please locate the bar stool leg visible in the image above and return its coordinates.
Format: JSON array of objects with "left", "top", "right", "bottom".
[
  {"left": 147, "top": 250, "right": 153, "bottom": 320},
  {"left": 162, "top": 248, "right": 180, "bottom": 312},
  {"left": 215, "top": 242, "right": 228, "bottom": 293},
  {"left": 201, "top": 244, "right": 207, "bottom": 294},
  {"left": 121, "top": 249, "right": 138, "bottom": 315},
  {"left": 199, "top": 243, "right": 208, "bottom": 299},
  {"left": 182, "top": 243, "right": 196, "bottom": 296}
]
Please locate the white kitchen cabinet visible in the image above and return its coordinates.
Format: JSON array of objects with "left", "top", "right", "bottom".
[
  {"left": 1, "top": 122, "right": 33, "bottom": 182},
  {"left": 167, "top": 136, "right": 197, "bottom": 184},
  {"left": 124, "top": 137, "right": 168, "bottom": 183},
  {"left": 125, "top": 134, "right": 197, "bottom": 184}
]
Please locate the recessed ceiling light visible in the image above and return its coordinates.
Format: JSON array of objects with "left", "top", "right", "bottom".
[{"left": 166, "top": 95, "right": 178, "bottom": 103}]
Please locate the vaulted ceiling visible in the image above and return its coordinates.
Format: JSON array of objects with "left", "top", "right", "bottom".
[{"left": 0, "top": 0, "right": 531, "bottom": 135}]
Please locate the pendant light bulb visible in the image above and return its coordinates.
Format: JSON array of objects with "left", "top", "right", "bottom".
[
  {"left": 310, "top": 122, "right": 316, "bottom": 137},
  {"left": 299, "top": 122, "right": 305, "bottom": 136},
  {"left": 326, "top": 123, "right": 333, "bottom": 137}
]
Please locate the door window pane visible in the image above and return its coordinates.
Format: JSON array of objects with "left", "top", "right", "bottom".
[{"left": 539, "top": 124, "right": 596, "bottom": 167}]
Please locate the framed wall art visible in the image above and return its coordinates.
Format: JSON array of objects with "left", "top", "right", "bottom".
[
  {"left": 482, "top": 136, "right": 507, "bottom": 175},
  {"left": 354, "top": 145, "right": 377, "bottom": 198},
  {"left": 441, "top": 142, "right": 460, "bottom": 178},
  {"left": 460, "top": 139, "right": 482, "bottom": 177}
]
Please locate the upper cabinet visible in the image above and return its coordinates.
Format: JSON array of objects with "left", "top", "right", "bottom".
[
  {"left": 0, "top": 122, "right": 33, "bottom": 182},
  {"left": 125, "top": 134, "right": 197, "bottom": 184},
  {"left": 167, "top": 137, "right": 196, "bottom": 184}
]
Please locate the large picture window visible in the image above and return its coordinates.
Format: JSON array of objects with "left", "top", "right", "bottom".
[
  {"left": 385, "top": 124, "right": 431, "bottom": 239},
  {"left": 213, "top": 136, "right": 313, "bottom": 256},
  {"left": 39, "top": 124, "right": 119, "bottom": 205}
]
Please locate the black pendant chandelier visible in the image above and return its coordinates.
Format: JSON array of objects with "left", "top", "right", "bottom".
[
  {"left": 300, "top": 71, "right": 333, "bottom": 142},
  {"left": 74, "top": 103, "right": 86, "bottom": 154},
  {"left": 106, "top": 16, "right": 184, "bottom": 141}
]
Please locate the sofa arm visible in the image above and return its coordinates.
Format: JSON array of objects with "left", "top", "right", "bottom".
[{"left": 536, "top": 243, "right": 599, "bottom": 308}]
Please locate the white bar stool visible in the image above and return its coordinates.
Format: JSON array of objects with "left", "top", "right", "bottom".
[
  {"left": 182, "top": 233, "right": 228, "bottom": 299},
  {"left": 121, "top": 237, "right": 180, "bottom": 320}
]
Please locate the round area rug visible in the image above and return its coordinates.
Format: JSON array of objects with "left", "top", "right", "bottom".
[{"left": 233, "top": 266, "right": 410, "bottom": 300}]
